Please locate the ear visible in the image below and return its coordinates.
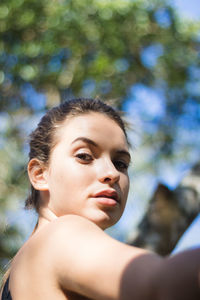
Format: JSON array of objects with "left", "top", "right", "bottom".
[{"left": 28, "top": 158, "right": 49, "bottom": 191}]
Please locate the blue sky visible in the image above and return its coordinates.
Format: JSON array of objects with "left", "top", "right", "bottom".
[{"left": 173, "top": 0, "right": 200, "bottom": 20}]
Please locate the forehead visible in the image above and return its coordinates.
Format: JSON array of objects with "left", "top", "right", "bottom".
[{"left": 55, "top": 112, "right": 128, "bottom": 149}]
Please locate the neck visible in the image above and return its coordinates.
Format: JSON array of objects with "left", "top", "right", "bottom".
[{"left": 33, "top": 207, "right": 58, "bottom": 234}]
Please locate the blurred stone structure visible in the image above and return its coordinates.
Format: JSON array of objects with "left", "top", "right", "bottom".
[{"left": 129, "top": 163, "right": 200, "bottom": 255}]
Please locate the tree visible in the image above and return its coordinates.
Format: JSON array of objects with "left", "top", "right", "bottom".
[
  {"left": 1, "top": 0, "right": 200, "bottom": 275},
  {"left": 129, "top": 163, "right": 200, "bottom": 255}
]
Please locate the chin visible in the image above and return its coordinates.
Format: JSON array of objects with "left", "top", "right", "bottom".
[{"left": 88, "top": 212, "right": 120, "bottom": 230}]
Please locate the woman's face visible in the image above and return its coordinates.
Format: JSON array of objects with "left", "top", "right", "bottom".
[{"left": 44, "top": 112, "right": 130, "bottom": 229}]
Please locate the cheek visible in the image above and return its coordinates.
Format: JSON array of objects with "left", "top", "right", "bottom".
[
  {"left": 57, "top": 160, "right": 95, "bottom": 189},
  {"left": 121, "top": 175, "right": 130, "bottom": 198}
]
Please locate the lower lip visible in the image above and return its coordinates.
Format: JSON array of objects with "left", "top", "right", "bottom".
[{"left": 93, "top": 197, "right": 118, "bottom": 207}]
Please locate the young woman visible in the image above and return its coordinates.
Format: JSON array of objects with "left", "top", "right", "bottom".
[{"left": 1, "top": 98, "right": 200, "bottom": 300}]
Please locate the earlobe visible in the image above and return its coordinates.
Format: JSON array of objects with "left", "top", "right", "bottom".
[{"left": 28, "top": 159, "right": 49, "bottom": 191}]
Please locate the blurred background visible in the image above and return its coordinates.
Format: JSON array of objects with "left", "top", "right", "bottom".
[{"left": 1, "top": 0, "right": 200, "bottom": 278}]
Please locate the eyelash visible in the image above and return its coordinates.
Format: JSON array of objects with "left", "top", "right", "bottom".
[
  {"left": 114, "top": 160, "right": 129, "bottom": 171},
  {"left": 75, "top": 153, "right": 93, "bottom": 163},
  {"left": 75, "top": 153, "right": 129, "bottom": 170}
]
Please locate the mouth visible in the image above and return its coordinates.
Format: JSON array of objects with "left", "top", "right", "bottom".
[{"left": 92, "top": 190, "right": 120, "bottom": 206}]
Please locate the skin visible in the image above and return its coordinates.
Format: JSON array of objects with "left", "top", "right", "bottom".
[
  {"left": 38, "top": 112, "right": 131, "bottom": 230},
  {"left": 3, "top": 113, "right": 200, "bottom": 300}
]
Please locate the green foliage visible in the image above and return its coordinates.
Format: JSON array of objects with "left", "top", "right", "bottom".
[
  {"left": 1, "top": 0, "right": 200, "bottom": 275},
  {"left": 1, "top": 0, "right": 199, "bottom": 107}
]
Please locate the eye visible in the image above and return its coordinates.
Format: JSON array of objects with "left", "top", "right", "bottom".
[
  {"left": 75, "top": 152, "right": 93, "bottom": 163},
  {"left": 113, "top": 160, "right": 129, "bottom": 171}
]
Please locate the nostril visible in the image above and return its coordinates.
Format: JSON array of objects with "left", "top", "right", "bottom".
[{"left": 104, "top": 177, "right": 111, "bottom": 182}]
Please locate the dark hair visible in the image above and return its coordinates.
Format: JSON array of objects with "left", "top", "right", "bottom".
[{"left": 25, "top": 98, "right": 128, "bottom": 212}]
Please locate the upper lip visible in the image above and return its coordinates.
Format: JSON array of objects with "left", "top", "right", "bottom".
[{"left": 92, "top": 190, "right": 120, "bottom": 202}]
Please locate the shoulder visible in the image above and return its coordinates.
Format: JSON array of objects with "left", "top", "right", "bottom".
[
  {"left": 27, "top": 215, "right": 102, "bottom": 245},
  {"left": 26, "top": 214, "right": 110, "bottom": 268},
  {"left": 9, "top": 215, "right": 107, "bottom": 293},
  {"left": 37, "top": 214, "right": 103, "bottom": 244},
  {"left": 11, "top": 215, "right": 100, "bottom": 270},
  {"left": 19, "top": 215, "right": 103, "bottom": 259},
  {"left": 28, "top": 215, "right": 125, "bottom": 294},
  {"left": 38, "top": 214, "right": 110, "bottom": 258},
  {"left": 10, "top": 215, "right": 155, "bottom": 299}
]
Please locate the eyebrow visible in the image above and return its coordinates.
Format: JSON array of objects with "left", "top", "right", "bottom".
[
  {"left": 116, "top": 150, "right": 131, "bottom": 162},
  {"left": 71, "top": 137, "right": 131, "bottom": 161},
  {"left": 71, "top": 137, "right": 98, "bottom": 147}
]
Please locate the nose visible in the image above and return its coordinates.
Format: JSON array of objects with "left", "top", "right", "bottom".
[{"left": 98, "top": 158, "right": 120, "bottom": 185}]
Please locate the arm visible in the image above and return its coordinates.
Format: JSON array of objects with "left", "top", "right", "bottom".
[
  {"left": 120, "top": 248, "right": 200, "bottom": 300},
  {"left": 43, "top": 215, "right": 200, "bottom": 300},
  {"left": 152, "top": 249, "right": 200, "bottom": 300}
]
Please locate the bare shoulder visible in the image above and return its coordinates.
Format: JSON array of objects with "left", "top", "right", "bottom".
[
  {"left": 10, "top": 216, "right": 97, "bottom": 272},
  {"left": 33, "top": 214, "right": 114, "bottom": 263},
  {"left": 9, "top": 215, "right": 158, "bottom": 299},
  {"left": 15, "top": 215, "right": 104, "bottom": 263},
  {"left": 9, "top": 215, "right": 108, "bottom": 298},
  {"left": 14, "top": 215, "right": 111, "bottom": 272},
  {"left": 35, "top": 214, "right": 105, "bottom": 248},
  {"left": 36, "top": 215, "right": 148, "bottom": 297}
]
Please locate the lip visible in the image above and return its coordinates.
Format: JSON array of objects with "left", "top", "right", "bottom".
[{"left": 92, "top": 190, "right": 120, "bottom": 203}]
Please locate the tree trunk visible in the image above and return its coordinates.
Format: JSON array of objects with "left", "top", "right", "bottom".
[{"left": 129, "top": 163, "right": 200, "bottom": 255}]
